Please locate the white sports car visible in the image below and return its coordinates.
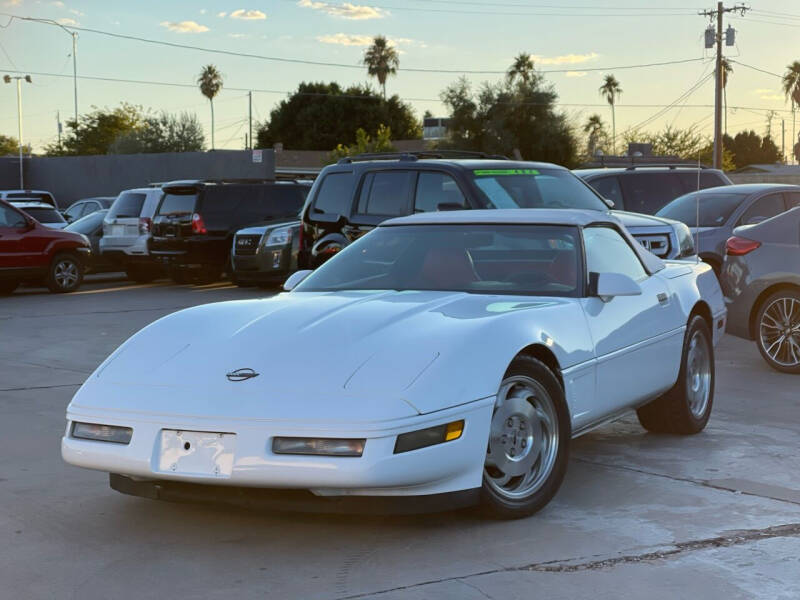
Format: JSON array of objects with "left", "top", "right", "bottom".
[{"left": 62, "top": 209, "right": 726, "bottom": 518}]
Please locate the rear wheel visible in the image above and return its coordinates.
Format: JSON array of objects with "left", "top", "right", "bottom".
[
  {"left": 47, "top": 253, "right": 83, "bottom": 293},
  {"left": 481, "top": 356, "right": 570, "bottom": 519},
  {"left": 637, "top": 315, "right": 714, "bottom": 434},
  {"left": 0, "top": 281, "right": 19, "bottom": 295},
  {"left": 755, "top": 289, "right": 800, "bottom": 374}
]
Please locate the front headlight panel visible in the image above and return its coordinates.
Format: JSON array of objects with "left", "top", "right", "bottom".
[{"left": 264, "top": 226, "right": 293, "bottom": 246}]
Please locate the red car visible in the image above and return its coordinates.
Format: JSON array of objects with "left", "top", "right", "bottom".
[{"left": 0, "top": 198, "right": 92, "bottom": 294}]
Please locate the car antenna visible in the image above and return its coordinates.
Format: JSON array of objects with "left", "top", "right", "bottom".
[{"left": 695, "top": 153, "right": 701, "bottom": 264}]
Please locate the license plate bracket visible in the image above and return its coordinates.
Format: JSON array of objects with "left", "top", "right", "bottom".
[{"left": 157, "top": 430, "right": 236, "bottom": 478}]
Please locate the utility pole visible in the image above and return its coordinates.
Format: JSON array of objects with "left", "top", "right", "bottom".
[
  {"left": 3, "top": 74, "right": 32, "bottom": 188},
  {"left": 57, "top": 111, "right": 62, "bottom": 146},
  {"left": 700, "top": 3, "right": 748, "bottom": 169},
  {"left": 248, "top": 91, "right": 253, "bottom": 150},
  {"left": 71, "top": 31, "right": 78, "bottom": 125},
  {"left": 782, "top": 119, "right": 786, "bottom": 163}
]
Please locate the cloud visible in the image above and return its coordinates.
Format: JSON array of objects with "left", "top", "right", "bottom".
[
  {"left": 760, "top": 94, "right": 784, "bottom": 101},
  {"left": 159, "top": 20, "right": 210, "bottom": 33},
  {"left": 229, "top": 33, "right": 251, "bottom": 38},
  {"left": 217, "top": 11, "right": 227, "bottom": 17},
  {"left": 56, "top": 17, "right": 78, "bottom": 26},
  {"left": 298, "top": 0, "right": 387, "bottom": 20},
  {"left": 565, "top": 71, "right": 588, "bottom": 78},
  {"left": 50, "top": 1, "right": 65, "bottom": 7},
  {"left": 317, "top": 33, "right": 423, "bottom": 48},
  {"left": 3, "top": 0, "right": 21, "bottom": 5},
  {"left": 230, "top": 8, "right": 266, "bottom": 20},
  {"left": 533, "top": 52, "right": 599, "bottom": 65},
  {"left": 200, "top": 8, "right": 207, "bottom": 14}
]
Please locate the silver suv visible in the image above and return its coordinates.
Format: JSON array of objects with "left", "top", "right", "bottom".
[{"left": 100, "top": 187, "right": 163, "bottom": 282}]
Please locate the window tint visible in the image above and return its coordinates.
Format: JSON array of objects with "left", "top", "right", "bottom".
[
  {"left": 109, "top": 193, "right": 147, "bottom": 219},
  {"left": 233, "top": 186, "right": 308, "bottom": 226},
  {"left": 619, "top": 173, "right": 686, "bottom": 214},
  {"left": 414, "top": 172, "right": 467, "bottom": 212},
  {"left": 24, "top": 207, "right": 66, "bottom": 224},
  {"left": 589, "top": 176, "right": 623, "bottom": 207},
  {"left": 157, "top": 193, "right": 197, "bottom": 217},
  {"left": 64, "top": 203, "right": 85, "bottom": 220},
  {"left": 356, "top": 171, "right": 413, "bottom": 216},
  {"left": 786, "top": 192, "right": 800, "bottom": 210},
  {"left": 471, "top": 169, "right": 607, "bottom": 211},
  {"left": 739, "top": 193, "right": 785, "bottom": 226},
  {"left": 584, "top": 226, "right": 647, "bottom": 281},
  {"left": 0, "top": 203, "right": 26, "bottom": 227},
  {"left": 656, "top": 192, "right": 747, "bottom": 227},
  {"left": 312, "top": 173, "right": 354, "bottom": 216}
]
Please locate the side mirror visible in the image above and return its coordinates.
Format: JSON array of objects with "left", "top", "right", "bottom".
[
  {"left": 590, "top": 272, "right": 642, "bottom": 302},
  {"left": 602, "top": 197, "right": 615, "bottom": 209},
  {"left": 283, "top": 269, "right": 313, "bottom": 291}
]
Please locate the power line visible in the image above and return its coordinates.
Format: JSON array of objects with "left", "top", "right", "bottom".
[
  {"left": 1, "top": 13, "right": 707, "bottom": 75},
  {"left": 729, "top": 60, "right": 783, "bottom": 79},
  {"left": 625, "top": 71, "right": 715, "bottom": 134},
  {"left": 406, "top": 0, "right": 703, "bottom": 10}
]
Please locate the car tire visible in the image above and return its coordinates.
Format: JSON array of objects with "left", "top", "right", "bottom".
[
  {"left": 125, "top": 265, "right": 158, "bottom": 283},
  {"left": 47, "top": 253, "right": 83, "bottom": 293},
  {"left": 0, "top": 281, "right": 19, "bottom": 295},
  {"left": 637, "top": 315, "right": 714, "bottom": 434},
  {"left": 481, "top": 356, "right": 570, "bottom": 519},
  {"left": 754, "top": 289, "right": 800, "bottom": 374}
]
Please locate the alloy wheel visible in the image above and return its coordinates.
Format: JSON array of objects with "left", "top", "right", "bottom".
[
  {"left": 759, "top": 296, "right": 800, "bottom": 368},
  {"left": 54, "top": 259, "right": 79, "bottom": 290},
  {"left": 686, "top": 330, "right": 712, "bottom": 418}
]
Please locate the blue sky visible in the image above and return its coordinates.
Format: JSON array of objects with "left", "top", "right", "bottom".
[{"left": 1, "top": 0, "right": 798, "bottom": 155}]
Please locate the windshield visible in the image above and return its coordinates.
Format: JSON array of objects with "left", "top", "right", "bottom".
[
  {"left": 296, "top": 224, "right": 581, "bottom": 296},
  {"left": 24, "top": 207, "right": 65, "bottom": 224},
  {"left": 657, "top": 192, "right": 747, "bottom": 227},
  {"left": 470, "top": 168, "right": 607, "bottom": 211},
  {"left": 108, "top": 192, "right": 146, "bottom": 219}
]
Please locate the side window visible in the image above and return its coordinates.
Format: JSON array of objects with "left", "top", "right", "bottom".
[
  {"left": 589, "top": 176, "right": 623, "bottom": 208},
  {"left": 414, "top": 172, "right": 467, "bottom": 213},
  {"left": 619, "top": 173, "right": 686, "bottom": 214},
  {"left": 0, "top": 204, "right": 27, "bottom": 228},
  {"left": 64, "top": 203, "right": 84, "bottom": 220},
  {"left": 786, "top": 192, "right": 800, "bottom": 210},
  {"left": 356, "top": 171, "right": 413, "bottom": 217},
  {"left": 739, "top": 194, "right": 785, "bottom": 226},
  {"left": 584, "top": 226, "right": 647, "bottom": 282},
  {"left": 312, "top": 172, "right": 354, "bottom": 216}
]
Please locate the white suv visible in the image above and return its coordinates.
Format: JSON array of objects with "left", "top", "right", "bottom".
[{"left": 100, "top": 188, "right": 163, "bottom": 282}]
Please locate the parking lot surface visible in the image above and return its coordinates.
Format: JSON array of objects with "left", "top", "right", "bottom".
[{"left": 1, "top": 276, "right": 798, "bottom": 599}]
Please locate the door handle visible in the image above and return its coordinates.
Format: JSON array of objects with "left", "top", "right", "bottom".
[{"left": 657, "top": 292, "right": 669, "bottom": 305}]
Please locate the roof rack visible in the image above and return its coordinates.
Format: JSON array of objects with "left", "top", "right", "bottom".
[
  {"left": 624, "top": 163, "right": 711, "bottom": 171},
  {"left": 337, "top": 150, "right": 509, "bottom": 164}
]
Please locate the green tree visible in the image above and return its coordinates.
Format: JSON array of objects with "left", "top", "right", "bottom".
[
  {"left": 362, "top": 36, "right": 399, "bottom": 100},
  {"left": 327, "top": 124, "right": 394, "bottom": 163},
  {"left": 598, "top": 74, "right": 622, "bottom": 154},
  {"left": 109, "top": 112, "right": 205, "bottom": 154},
  {"left": 583, "top": 114, "right": 609, "bottom": 157},
  {"left": 723, "top": 130, "right": 781, "bottom": 168},
  {"left": 623, "top": 125, "right": 735, "bottom": 170},
  {"left": 256, "top": 82, "right": 420, "bottom": 150},
  {"left": 0, "top": 134, "right": 31, "bottom": 156},
  {"left": 198, "top": 64, "right": 223, "bottom": 149},
  {"left": 45, "top": 103, "right": 142, "bottom": 156},
  {"left": 507, "top": 52, "right": 535, "bottom": 85},
  {"left": 438, "top": 65, "right": 578, "bottom": 166}
]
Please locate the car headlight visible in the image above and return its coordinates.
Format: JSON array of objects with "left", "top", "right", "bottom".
[
  {"left": 71, "top": 422, "right": 133, "bottom": 444},
  {"left": 394, "top": 420, "right": 464, "bottom": 454},
  {"left": 264, "top": 226, "right": 293, "bottom": 246},
  {"left": 272, "top": 437, "right": 364, "bottom": 457},
  {"left": 673, "top": 222, "right": 696, "bottom": 258}
]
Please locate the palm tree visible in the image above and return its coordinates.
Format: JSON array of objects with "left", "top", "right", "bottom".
[
  {"left": 362, "top": 36, "right": 399, "bottom": 100},
  {"left": 197, "top": 64, "right": 223, "bottom": 149},
  {"left": 583, "top": 114, "right": 607, "bottom": 156},
  {"left": 721, "top": 58, "right": 733, "bottom": 137},
  {"left": 598, "top": 74, "right": 622, "bottom": 155},
  {"left": 782, "top": 61, "right": 800, "bottom": 163},
  {"left": 507, "top": 53, "right": 535, "bottom": 85}
]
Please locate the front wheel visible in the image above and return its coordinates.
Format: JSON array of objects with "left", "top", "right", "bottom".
[
  {"left": 755, "top": 289, "right": 800, "bottom": 374},
  {"left": 637, "top": 315, "right": 714, "bottom": 434},
  {"left": 481, "top": 356, "right": 570, "bottom": 519},
  {"left": 47, "top": 253, "right": 83, "bottom": 293}
]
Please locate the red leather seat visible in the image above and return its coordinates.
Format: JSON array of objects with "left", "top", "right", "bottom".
[{"left": 418, "top": 247, "right": 479, "bottom": 289}]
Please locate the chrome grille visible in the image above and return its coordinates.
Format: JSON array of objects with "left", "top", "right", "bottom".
[
  {"left": 634, "top": 234, "right": 671, "bottom": 258},
  {"left": 234, "top": 234, "right": 261, "bottom": 256}
]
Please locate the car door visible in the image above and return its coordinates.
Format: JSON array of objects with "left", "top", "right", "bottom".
[
  {"left": 412, "top": 171, "right": 468, "bottom": 213},
  {"left": 736, "top": 193, "right": 786, "bottom": 226},
  {"left": 344, "top": 170, "right": 415, "bottom": 242},
  {"left": 580, "top": 225, "right": 684, "bottom": 415},
  {"left": 0, "top": 202, "right": 46, "bottom": 273},
  {"left": 786, "top": 191, "right": 800, "bottom": 210}
]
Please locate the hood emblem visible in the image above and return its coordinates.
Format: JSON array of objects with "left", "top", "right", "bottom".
[{"left": 226, "top": 368, "right": 260, "bottom": 382}]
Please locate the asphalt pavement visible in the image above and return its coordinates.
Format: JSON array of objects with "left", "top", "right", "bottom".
[{"left": 0, "top": 275, "right": 798, "bottom": 600}]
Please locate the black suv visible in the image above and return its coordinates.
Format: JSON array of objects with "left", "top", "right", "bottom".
[
  {"left": 299, "top": 153, "right": 697, "bottom": 268},
  {"left": 573, "top": 165, "right": 732, "bottom": 215},
  {"left": 151, "top": 180, "right": 310, "bottom": 282}
]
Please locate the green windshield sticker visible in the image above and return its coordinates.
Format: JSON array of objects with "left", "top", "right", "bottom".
[{"left": 473, "top": 169, "right": 540, "bottom": 176}]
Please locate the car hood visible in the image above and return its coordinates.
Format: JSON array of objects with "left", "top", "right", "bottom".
[
  {"left": 72, "top": 291, "right": 576, "bottom": 420},
  {"left": 611, "top": 210, "right": 676, "bottom": 229}
]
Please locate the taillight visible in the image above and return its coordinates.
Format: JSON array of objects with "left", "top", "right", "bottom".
[
  {"left": 725, "top": 236, "right": 761, "bottom": 256},
  {"left": 191, "top": 213, "right": 207, "bottom": 234},
  {"left": 138, "top": 217, "right": 151, "bottom": 234}
]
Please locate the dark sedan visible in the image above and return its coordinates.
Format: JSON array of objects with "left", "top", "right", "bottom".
[
  {"left": 657, "top": 184, "right": 800, "bottom": 275},
  {"left": 721, "top": 207, "right": 800, "bottom": 374}
]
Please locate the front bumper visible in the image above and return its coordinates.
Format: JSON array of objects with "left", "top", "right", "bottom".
[
  {"left": 62, "top": 398, "right": 494, "bottom": 498},
  {"left": 231, "top": 245, "right": 293, "bottom": 283}
]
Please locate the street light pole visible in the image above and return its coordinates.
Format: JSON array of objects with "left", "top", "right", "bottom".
[
  {"left": 4, "top": 74, "right": 32, "bottom": 188},
  {"left": 71, "top": 31, "right": 78, "bottom": 126}
]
